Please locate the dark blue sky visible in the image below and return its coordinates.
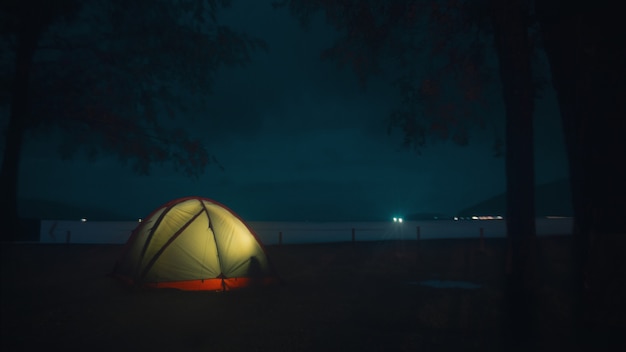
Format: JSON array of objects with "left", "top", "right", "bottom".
[{"left": 14, "top": 1, "right": 569, "bottom": 221}]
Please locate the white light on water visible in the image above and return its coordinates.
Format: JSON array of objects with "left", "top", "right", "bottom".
[{"left": 80, "top": 218, "right": 87, "bottom": 222}]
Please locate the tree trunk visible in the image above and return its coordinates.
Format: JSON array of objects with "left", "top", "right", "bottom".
[
  {"left": 491, "top": 0, "right": 538, "bottom": 349},
  {"left": 536, "top": 1, "right": 626, "bottom": 347},
  {"left": 0, "top": 22, "right": 42, "bottom": 241}
]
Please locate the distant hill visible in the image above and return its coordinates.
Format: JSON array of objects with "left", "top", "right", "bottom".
[
  {"left": 18, "top": 198, "right": 133, "bottom": 221},
  {"left": 457, "top": 178, "right": 572, "bottom": 217}
]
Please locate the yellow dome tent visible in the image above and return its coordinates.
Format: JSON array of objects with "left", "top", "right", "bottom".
[{"left": 113, "top": 197, "right": 277, "bottom": 291}]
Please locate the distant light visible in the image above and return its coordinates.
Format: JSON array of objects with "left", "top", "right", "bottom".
[
  {"left": 454, "top": 217, "right": 459, "bottom": 221},
  {"left": 80, "top": 218, "right": 87, "bottom": 222},
  {"left": 468, "top": 215, "right": 504, "bottom": 220},
  {"left": 393, "top": 217, "right": 398, "bottom": 222},
  {"left": 398, "top": 218, "right": 403, "bottom": 223},
  {"left": 138, "top": 218, "right": 143, "bottom": 223}
]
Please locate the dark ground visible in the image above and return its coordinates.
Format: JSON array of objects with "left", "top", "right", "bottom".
[{"left": 0, "top": 236, "right": 606, "bottom": 351}]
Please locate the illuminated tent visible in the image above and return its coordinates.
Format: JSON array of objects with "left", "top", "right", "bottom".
[{"left": 113, "top": 197, "right": 277, "bottom": 291}]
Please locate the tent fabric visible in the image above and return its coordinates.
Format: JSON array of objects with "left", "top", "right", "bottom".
[{"left": 113, "top": 197, "right": 277, "bottom": 291}]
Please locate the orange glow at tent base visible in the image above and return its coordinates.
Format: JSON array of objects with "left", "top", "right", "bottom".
[{"left": 117, "top": 276, "right": 279, "bottom": 291}]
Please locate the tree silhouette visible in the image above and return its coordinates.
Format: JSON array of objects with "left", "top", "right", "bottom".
[
  {"left": 279, "top": 0, "right": 626, "bottom": 346},
  {"left": 275, "top": 0, "right": 541, "bottom": 348},
  {"left": 1, "top": 0, "right": 265, "bottom": 238},
  {"left": 536, "top": 0, "right": 626, "bottom": 346}
]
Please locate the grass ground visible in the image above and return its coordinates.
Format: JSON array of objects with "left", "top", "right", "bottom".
[{"left": 0, "top": 236, "right": 607, "bottom": 351}]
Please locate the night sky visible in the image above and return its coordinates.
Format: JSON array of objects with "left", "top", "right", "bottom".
[{"left": 12, "top": 1, "right": 569, "bottom": 222}]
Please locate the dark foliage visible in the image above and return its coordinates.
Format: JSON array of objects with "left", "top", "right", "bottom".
[
  {"left": 0, "top": 0, "right": 265, "bottom": 238},
  {"left": 2, "top": 0, "right": 265, "bottom": 177}
]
